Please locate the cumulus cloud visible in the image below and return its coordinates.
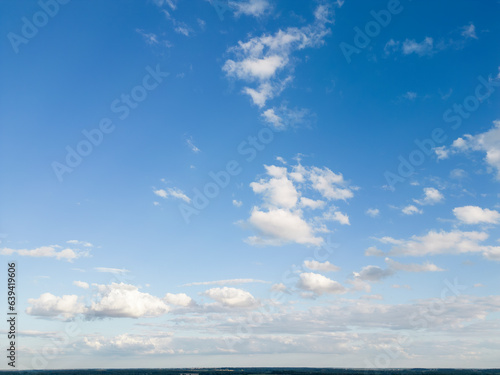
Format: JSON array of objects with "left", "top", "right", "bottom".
[
  {"left": 303, "top": 260, "right": 340, "bottom": 272},
  {"left": 297, "top": 272, "right": 346, "bottom": 295},
  {"left": 244, "top": 162, "right": 355, "bottom": 246},
  {"left": 163, "top": 293, "right": 194, "bottom": 307},
  {"left": 90, "top": 283, "right": 170, "bottom": 318},
  {"left": 203, "top": 287, "right": 257, "bottom": 307},
  {"left": 27, "top": 293, "right": 87, "bottom": 319},
  {"left": 247, "top": 207, "right": 323, "bottom": 246},
  {"left": 453, "top": 206, "right": 500, "bottom": 225}
]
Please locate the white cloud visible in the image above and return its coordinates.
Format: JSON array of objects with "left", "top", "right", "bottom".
[
  {"left": 385, "top": 258, "right": 444, "bottom": 272},
  {"left": 247, "top": 207, "right": 323, "bottom": 246},
  {"left": 262, "top": 108, "right": 283, "bottom": 128},
  {"left": 461, "top": 23, "right": 477, "bottom": 39},
  {"left": 94, "top": 267, "right": 129, "bottom": 274},
  {"left": 203, "top": 287, "right": 257, "bottom": 307},
  {"left": 413, "top": 187, "right": 444, "bottom": 205},
  {"left": 450, "top": 168, "right": 467, "bottom": 179},
  {"left": 154, "top": 187, "right": 191, "bottom": 203},
  {"left": 244, "top": 162, "right": 354, "bottom": 246},
  {"left": 250, "top": 165, "right": 299, "bottom": 209},
  {"left": 309, "top": 167, "right": 354, "bottom": 201},
  {"left": 366, "top": 208, "right": 380, "bottom": 217},
  {"left": 27, "top": 293, "right": 87, "bottom": 319},
  {"left": 352, "top": 266, "right": 395, "bottom": 282},
  {"left": 303, "top": 260, "right": 340, "bottom": 272},
  {"left": 67, "top": 240, "right": 93, "bottom": 247},
  {"left": 402, "top": 205, "right": 423, "bottom": 215},
  {"left": 297, "top": 272, "right": 346, "bottom": 295},
  {"left": 370, "top": 229, "right": 500, "bottom": 261},
  {"left": 434, "top": 146, "right": 450, "bottom": 160},
  {"left": 402, "top": 37, "right": 434, "bottom": 56},
  {"left": 232, "top": 199, "right": 243, "bottom": 207},
  {"left": 271, "top": 283, "right": 287, "bottom": 292},
  {"left": 1, "top": 245, "right": 89, "bottom": 262},
  {"left": 73, "top": 281, "right": 89, "bottom": 289},
  {"left": 261, "top": 105, "right": 310, "bottom": 130},
  {"left": 448, "top": 120, "right": 500, "bottom": 179},
  {"left": 186, "top": 137, "right": 201, "bottom": 153},
  {"left": 230, "top": 0, "right": 271, "bottom": 17},
  {"left": 403, "top": 91, "right": 417, "bottom": 100},
  {"left": 322, "top": 209, "right": 350, "bottom": 225},
  {"left": 392, "top": 284, "right": 411, "bottom": 290},
  {"left": 163, "top": 293, "right": 194, "bottom": 307},
  {"left": 453, "top": 206, "right": 500, "bottom": 225},
  {"left": 223, "top": 4, "right": 333, "bottom": 107},
  {"left": 135, "top": 29, "right": 171, "bottom": 48},
  {"left": 182, "top": 279, "right": 268, "bottom": 287},
  {"left": 300, "top": 197, "right": 326, "bottom": 210},
  {"left": 90, "top": 283, "right": 170, "bottom": 318}
]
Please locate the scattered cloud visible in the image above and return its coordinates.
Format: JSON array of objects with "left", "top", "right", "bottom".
[
  {"left": 297, "top": 272, "right": 346, "bottom": 295},
  {"left": 203, "top": 287, "right": 257, "bottom": 307},
  {"left": 243, "top": 162, "right": 355, "bottom": 246},
  {"left": 402, "top": 205, "right": 423, "bottom": 215},
  {"left": 94, "top": 267, "right": 129, "bottom": 274},
  {"left": 369, "top": 230, "right": 500, "bottom": 261},
  {"left": 443, "top": 120, "right": 500, "bottom": 179},
  {"left": 413, "top": 187, "right": 444, "bottom": 206},
  {"left": 186, "top": 137, "right": 201, "bottom": 153},
  {"left": 303, "top": 260, "right": 340, "bottom": 272},
  {"left": 385, "top": 24, "right": 478, "bottom": 57},
  {"left": 453, "top": 206, "right": 500, "bottom": 225},
  {"left": 163, "top": 293, "right": 194, "bottom": 307},
  {"left": 73, "top": 281, "right": 89, "bottom": 289},
  {"left": 261, "top": 105, "right": 310, "bottom": 130},
  {"left": 461, "top": 23, "right": 477, "bottom": 39},
  {"left": 403, "top": 91, "right": 417, "bottom": 100},
  {"left": 182, "top": 278, "right": 268, "bottom": 287},
  {"left": 223, "top": 4, "right": 333, "bottom": 107},
  {"left": 27, "top": 293, "right": 87, "bottom": 319},
  {"left": 90, "top": 283, "right": 170, "bottom": 318},
  {"left": 230, "top": 0, "right": 271, "bottom": 17},
  {"left": 366, "top": 208, "right": 380, "bottom": 217},
  {"left": 0, "top": 244, "right": 89, "bottom": 262},
  {"left": 154, "top": 187, "right": 191, "bottom": 203}
]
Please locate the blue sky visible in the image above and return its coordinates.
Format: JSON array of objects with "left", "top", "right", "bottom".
[{"left": 1, "top": 0, "right": 500, "bottom": 369}]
